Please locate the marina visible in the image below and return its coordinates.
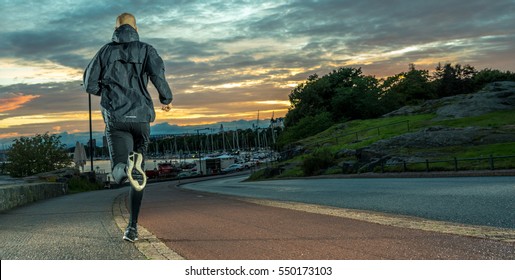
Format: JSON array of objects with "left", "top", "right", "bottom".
[{"left": 82, "top": 149, "right": 279, "bottom": 183}]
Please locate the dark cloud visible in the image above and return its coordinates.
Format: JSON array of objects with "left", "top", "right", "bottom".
[
  {"left": 243, "top": 0, "right": 515, "bottom": 52},
  {"left": 1, "top": 34, "right": 102, "bottom": 75}
]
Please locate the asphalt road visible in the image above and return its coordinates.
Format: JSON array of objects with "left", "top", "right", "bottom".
[{"left": 180, "top": 175, "right": 515, "bottom": 229}]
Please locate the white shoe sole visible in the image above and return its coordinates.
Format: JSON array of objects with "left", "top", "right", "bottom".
[
  {"left": 123, "top": 235, "right": 138, "bottom": 242},
  {"left": 127, "top": 152, "right": 147, "bottom": 191}
]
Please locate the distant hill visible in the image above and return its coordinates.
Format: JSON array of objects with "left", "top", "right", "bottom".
[{"left": 150, "top": 119, "right": 270, "bottom": 136}]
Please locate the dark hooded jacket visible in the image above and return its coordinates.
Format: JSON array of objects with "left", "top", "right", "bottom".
[{"left": 83, "top": 24, "right": 173, "bottom": 123}]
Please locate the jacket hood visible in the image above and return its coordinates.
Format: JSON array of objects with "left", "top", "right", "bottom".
[{"left": 112, "top": 24, "right": 139, "bottom": 43}]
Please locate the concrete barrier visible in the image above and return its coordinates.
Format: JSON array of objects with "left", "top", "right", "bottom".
[{"left": 0, "top": 183, "right": 67, "bottom": 212}]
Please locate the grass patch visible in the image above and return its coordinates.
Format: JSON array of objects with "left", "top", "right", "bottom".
[
  {"left": 67, "top": 176, "right": 102, "bottom": 194},
  {"left": 276, "top": 165, "right": 304, "bottom": 178},
  {"left": 454, "top": 142, "right": 515, "bottom": 158},
  {"left": 434, "top": 109, "right": 515, "bottom": 128},
  {"left": 247, "top": 169, "right": 267, "bottom": 181},
  {"left": 299, "top": 114, "right": 434, "bottom": 151},
  {"left": 300, "top": 110, "right": 515, "bottom": 152},
  {"left": 324, "top": 166, "right": 343, "bottom": 175}
]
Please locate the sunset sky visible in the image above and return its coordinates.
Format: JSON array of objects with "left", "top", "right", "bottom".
[{"left": 1, "top": 0, "right": 514, "bottom": 142}]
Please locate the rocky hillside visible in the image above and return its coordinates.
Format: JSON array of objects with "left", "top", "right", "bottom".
[
  {"left": 384, "top": 81, "right": 515, "bottom": 119},
  {"left": 265, "top": 81, "right": 515, "bottom": 178}
]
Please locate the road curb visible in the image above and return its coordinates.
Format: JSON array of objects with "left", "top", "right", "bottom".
[{"left": 112, "top": 192, "right": 185, "bottom": 260}]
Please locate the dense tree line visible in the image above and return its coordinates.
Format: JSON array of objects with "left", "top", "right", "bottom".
[{"left": 278, "top": 63, "right": 515, "bottom": 147}]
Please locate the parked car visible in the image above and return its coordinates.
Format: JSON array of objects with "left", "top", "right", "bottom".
[
  {"left": 145, "top": 162, "right": 181, "bottom": 179},
  {"left": 241, "top": 161, "right": 256, "bottom": 169},
  {"left": 221, "top": 163, "right": 243, "bottom": 173}
]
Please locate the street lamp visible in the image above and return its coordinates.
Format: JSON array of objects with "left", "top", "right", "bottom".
[
  {"left": 88, "top": 91, "right": 94, "bottom": 172},
  {"left": 81, "top": 82, "right": 95, "bottom": 172},
  {"left": 195, "top": 128, "right": 210, "bottom": 175}
]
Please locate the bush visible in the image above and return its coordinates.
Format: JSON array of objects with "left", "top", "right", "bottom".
[
  {"left": 67, "top": 175, "right": 102, "bottom": 194},
  {"left": 6, "top": 133, "right": 72, "bottom": 177},
  {"left": 246, "top": 169, "right": 266, "bottom": 181},
  {"left": 277, "top": 112, "right": 334, "bottom": 149},
  {"left": 302, "top": 147, "right": 335, "bottom": 176}
]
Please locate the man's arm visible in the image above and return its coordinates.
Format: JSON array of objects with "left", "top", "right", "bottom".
[
  {"left": 83, "top": 47, "right": 105, "bottom": 96},
  {"left": 146, "top": 46, "right": 173, "bottom": 105}
]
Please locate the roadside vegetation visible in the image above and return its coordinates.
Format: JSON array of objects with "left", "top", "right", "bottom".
[{"left": 67, "top": 175, "right": 103, "bottom": 194}]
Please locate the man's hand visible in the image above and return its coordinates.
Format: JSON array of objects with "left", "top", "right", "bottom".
[{"left": 162, "top": 104, "right": 172, "bottom": 112}]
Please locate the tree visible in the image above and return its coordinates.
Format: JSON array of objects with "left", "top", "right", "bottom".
[
  {"left": 381, "top": 64, "right": 435, "bottom": 107},
  {"left": 473, "top": 68, "right": 515, "bottom": 89},
  {"left": 331, "top": 75, "right": 383, "bottom": 120},
  {"left": 285, "top": 67, "right": 363, "bottom": 127},
  {"left": 6, "top": 133, "right": 72, "bottom": 177},
  {"left": 433, "top": 63, "right": 477, "bottom": 97}
]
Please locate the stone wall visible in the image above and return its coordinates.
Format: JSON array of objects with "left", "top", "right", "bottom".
[{"left": 0, "top": 183, "right": 67, "bottom": 212}]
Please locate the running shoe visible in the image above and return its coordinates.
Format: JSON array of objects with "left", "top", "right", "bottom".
[
  {"left": 123, "top": 226, "right": 138, "bottom": 242},
  {"left": 127, "top": 152, "right": 147, "bottom": 191}
]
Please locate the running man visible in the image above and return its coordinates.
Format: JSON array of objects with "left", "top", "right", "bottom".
[{"left": 83, "top": 12, "right": 173, "bottom": 242}]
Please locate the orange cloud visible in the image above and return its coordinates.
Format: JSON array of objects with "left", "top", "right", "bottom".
[
  {"left": 0, "top": 93, "right": 40, "bottom": 113},
  {"left": 0, "top": 132, "right": 23, "bottom": 139}
]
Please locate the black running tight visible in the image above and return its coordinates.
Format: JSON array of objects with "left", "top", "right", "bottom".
[
  {"left": 129, "top": 188, "right": 144, "bottom": 227},
  {"left": 105, "top": 121, "right": 150, "bottom": 228}
]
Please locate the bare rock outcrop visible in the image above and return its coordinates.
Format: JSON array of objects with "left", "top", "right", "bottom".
[
  {"left": 362, "top": 126, "right": 515, "bottom": 155},
  {"left": 384, "top": 81, "right": 515, "bottom": 120}
]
